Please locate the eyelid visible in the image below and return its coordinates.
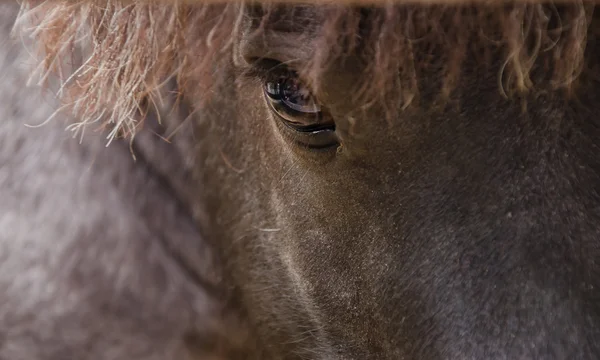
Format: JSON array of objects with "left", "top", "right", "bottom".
[
  {"left": 245, "top": 58, "right": 324, "bottom": 105},
  {"left": 243, "top": 58, "right": 305, "bottom": 83},
  {"left": 238, "top": 31, "right": 313, "bottom": 71}
]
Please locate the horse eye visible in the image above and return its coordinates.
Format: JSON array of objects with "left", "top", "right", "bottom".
[{"left": 263, "top": 75, "right": 335, "bottom": 134}]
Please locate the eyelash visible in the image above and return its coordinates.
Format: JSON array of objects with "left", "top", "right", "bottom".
[{"left": 243, "top": 58, "right": 298, "bottom": 85}]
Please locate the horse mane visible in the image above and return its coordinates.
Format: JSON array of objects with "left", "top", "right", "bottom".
[{"left": 13, "top": 1, "right": 599, "bottom": 143}]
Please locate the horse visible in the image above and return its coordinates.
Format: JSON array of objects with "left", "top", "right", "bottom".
[{"left": 1, "top": 0, "right": 599, "bottom": 358}]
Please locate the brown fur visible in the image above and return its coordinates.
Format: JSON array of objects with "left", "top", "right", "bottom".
[
  {"left": 15, "top": 1, "right": 598, "bottom": 142},
  {"left": 6, "top": 1, "right": 600, "bottom": 358}
]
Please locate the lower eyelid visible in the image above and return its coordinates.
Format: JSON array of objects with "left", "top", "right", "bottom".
[{"left": 279, "top": 123, "right": 339, "bottom": 150}]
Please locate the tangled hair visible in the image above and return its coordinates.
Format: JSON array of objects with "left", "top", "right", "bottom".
[{"left": 14, "top": 0, "right": 599, "bottom": 143}]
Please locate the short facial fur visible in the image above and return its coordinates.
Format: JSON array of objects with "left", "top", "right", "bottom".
[{"left": 3, "top": 1, "right": 600, "bottom": 359}]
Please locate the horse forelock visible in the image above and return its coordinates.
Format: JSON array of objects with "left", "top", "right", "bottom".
[{"left": 14, "top": 0, "right": 599, "bottom": 143}]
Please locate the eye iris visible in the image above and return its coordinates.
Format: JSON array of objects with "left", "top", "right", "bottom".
[{"left": 280, "top": 78, "right": 320, "bottom": 114}]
